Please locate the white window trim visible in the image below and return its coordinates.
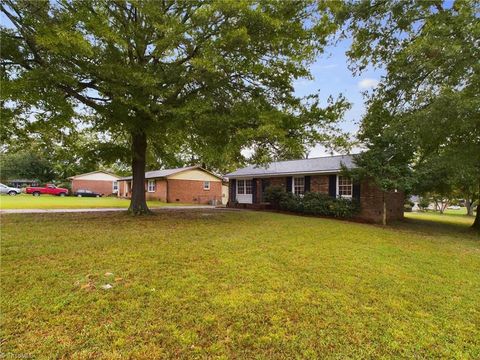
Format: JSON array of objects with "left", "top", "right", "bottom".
[
  {"left": 113, "top": 181, "right": 119, "bottom": 192},
  {"left": 336, "top": 175, "right": 352, "bottom": 198},
  {"left": 292, "top": 176, "right": 305, "bottom": 195},
  {"left": 236, "top": 180, "right": 244, "bottom": 195},
  {"left": 203, "top": 181, "right": 210, "bottom": 190},
  {"left": 147, "top": 179, "right": 156, "bottom": 193},
  {"left": 236, "top": 179, "right": 253, "bottom": 195}
]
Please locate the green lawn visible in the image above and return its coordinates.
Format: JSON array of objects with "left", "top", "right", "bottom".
[
  {"left": 1, "top": 210, "right": 479, "bottom": 358},
  {"left": 405, "top": 210, "right": 475, "bottom": 228},
  {"left": 0, "top": 194, "right": 183, "bottom": 209}
]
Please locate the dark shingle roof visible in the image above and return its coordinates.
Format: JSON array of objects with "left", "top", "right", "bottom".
[{"left": 226, "top": 154, "right": 356, "bottom": 178}]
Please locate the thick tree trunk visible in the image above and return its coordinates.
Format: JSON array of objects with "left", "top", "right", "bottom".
[
  {"left": 128, "top": 130, "right": 150, "bottom": 215},
  {"left": 473, "top": 204, "right": 480, "bottom": 231}
]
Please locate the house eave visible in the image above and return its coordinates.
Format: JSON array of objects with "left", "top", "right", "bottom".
[
  {"left": 68, "top": 170, "right": 120, "bottom": 180},
  {"left": 226, "top": 168, "right": 349, "bottom": 179}
]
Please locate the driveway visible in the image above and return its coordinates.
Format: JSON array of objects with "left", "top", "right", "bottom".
[{"left": 0, "top": 206, "right": 223, "bottom": 214}]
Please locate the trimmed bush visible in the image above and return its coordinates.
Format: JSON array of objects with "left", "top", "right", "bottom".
[
  {"left": 264, "top": 186, "right": 359, "bottom": 218},
  {"left": 419, "top": 197, "right": 430, "bottom": 211}
]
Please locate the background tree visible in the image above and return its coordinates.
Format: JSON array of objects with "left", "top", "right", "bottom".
[
  {"left": 1, "top": 125, "right": 129, "bottom": 181},
  {"left": 334, "top": 0, "right": 480, "bottom": 229},
  {"left": 414, "top": 149, "right": 479, "bottom": 215},
  {"left": 0, "top": 149, "right": 55, "bottom": 183},
  {"left": 1, "top": 0, "right": 348, "bottom": 214}
]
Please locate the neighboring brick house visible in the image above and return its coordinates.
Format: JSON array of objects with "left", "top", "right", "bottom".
[
  {"left": 226, "top": 155, "right": 404, "bottom": 223},
  {"left": 118, "top": 166, "right": 224, "bottom": 205},
  {"left": 69, "top": 171, "right": 120, "bottom": 195}
]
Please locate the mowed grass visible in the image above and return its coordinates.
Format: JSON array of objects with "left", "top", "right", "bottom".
[
  {"left": 1, "top": 210, "right": 479, "bottom": 358},
  {"left": 0, "top": 194, "right": 183, "bottom": 209},
  {"left": 405, "top": 210, "right": 475, "bottom": 229}
]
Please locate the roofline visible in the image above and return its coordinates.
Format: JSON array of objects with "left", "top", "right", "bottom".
[
  {"left": 250, "top": 154, "right": 356, "bottom": 164},
  {"left": 68, "top": 170, "right": 120, "bottom": 180},
  {"left": 164, "top": 165, "right": 200, "bottom": 179},
  {"left": 226, "top": 168, "right": 349, "bottom": 178},
  {"left": 189, "top": 166, "right": 224, "bottom": 181},
  {"left": 119, "top": 166, "right": 224, "bottom": 181},
  {"left": 225, "top": 154, "right": 358, "bottom": 178}
]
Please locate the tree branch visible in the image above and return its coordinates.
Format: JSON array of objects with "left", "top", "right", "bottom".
[{"left": 57, "top": 84, "right": 104, "bottom": 111}]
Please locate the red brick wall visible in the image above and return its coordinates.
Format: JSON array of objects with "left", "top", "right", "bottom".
[
  {"left": 118, "top": 179, "right": 167, "bottom": 201},
  {"left": 146, "top": 180, "right": 167, "bottom": 202},
  {"left": 71, "top": 179, "right": 116, "bottom": 195},
  {"left": 229, "top": 175, "right": 404, "bottom": 223},
  {"left": 269, "top": 177, "right": 287, "bottom": 188},
  {"left": 358, "top": 180, "right": 404, "bottom": 223},
  {"left": 310, "top": 175, "right": 329, "bottom": 194},
  {"left": 167, "top": 179, "right": 222, "bottom": 204}
]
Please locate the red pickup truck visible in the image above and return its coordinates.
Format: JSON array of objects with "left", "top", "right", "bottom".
[{"left": 26, "top": 184, "right": 69, "bottom": 196}]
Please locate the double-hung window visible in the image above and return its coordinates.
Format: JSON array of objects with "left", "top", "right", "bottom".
[
  {"left": 147, "top": 179, "right": 156, "bottom": 192},
  {"left": 113, "top": 181, "right": 119, "bottom": 193},
  {"left": 237, "top": 179, "right": 252, "bottom": 195},
  {"left": 203, "top": 181, "right": 210, "bottom": 190},
  {"left": 337, "top": 176, "right": 352, "bottom": 197},
  {"left": 293, "top": 177, "right": 305, "bottom": 195}
]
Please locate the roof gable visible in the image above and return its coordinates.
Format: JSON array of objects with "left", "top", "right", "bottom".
[
  {"left": 119, "top": 166, "right": 223, "bottom": 181},
  {"left": 68, "top": 170, "right": 120, "bottom": 180},
  {"left": 226, "top": 155, "right": 357, "bottom": 178}
]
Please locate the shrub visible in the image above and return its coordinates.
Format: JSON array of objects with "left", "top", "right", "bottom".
[
  {"left": 263, "top": 186, "right": 290, "bottom": 208},
  {"left": 419, "top": 197, "right": 430, "bottom": 211},
  {"left": 264, "top": 186, "right": 359, "bottom": 218}
]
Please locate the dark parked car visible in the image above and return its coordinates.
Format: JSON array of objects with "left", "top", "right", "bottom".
[{"left": 74, "top": 189, "right": 103, "bottom": 198}]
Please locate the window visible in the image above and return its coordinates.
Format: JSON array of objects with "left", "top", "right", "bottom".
[
  {"left": 113, "top": 181, "right": 118, "bottom": 193},
  {"left": 237, "top": 179, "right": 253, "bottom": 195},
  {"left": 245, "top": 180, "right": 252, "bottom": 194},
  {"left": 237, "top": 180, "right": 244, "bottom": 194},
  {"left": 147, "top": 179, "right": 156, "bottom": 192},
  {"left": 293, "top": 177, "right": 305, "bottom": 195},
  {"left": 203, "top": 181, "right": 210, "bottom": 190},
  {"left": 337, "top": 176, "right": 352, "bottom": 197}
]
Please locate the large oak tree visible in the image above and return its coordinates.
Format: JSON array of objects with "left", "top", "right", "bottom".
[
  {"left": 1, "top": 0, "right": 348, "bottom": 214},
  {"left": 335, "top": 0, "right": 480, "bottom": 229}
]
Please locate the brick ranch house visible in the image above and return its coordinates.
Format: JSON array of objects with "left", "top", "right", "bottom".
[
  {"left": 118, "top": 166, "right": 226, "bottom": 205},
  {"left": 68, "top": 171, "right": 120, "bottom": 196},
  {"left": 226, "top": 155, "right": 404, "bottom": 223}
]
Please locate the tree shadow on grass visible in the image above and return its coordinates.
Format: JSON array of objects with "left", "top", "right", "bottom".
[{"left": 390, "top": 213, "right": 478, "bottom": 241}]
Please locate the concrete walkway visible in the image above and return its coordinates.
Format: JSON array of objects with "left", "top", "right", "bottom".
[{"left": 0, "top": 206, "right": 223, "bottom": 214}]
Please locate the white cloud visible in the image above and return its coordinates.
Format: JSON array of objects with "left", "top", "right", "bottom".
[{"left": 358, "top": 78, "right": 379, "bottom": 90}]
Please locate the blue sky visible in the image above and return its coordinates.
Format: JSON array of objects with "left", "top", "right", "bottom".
[{"left": 294, "top": 38, "right": 383, "bottom": 157}]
